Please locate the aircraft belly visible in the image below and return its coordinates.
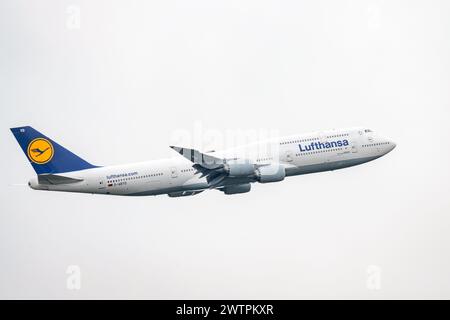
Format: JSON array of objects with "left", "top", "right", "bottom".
[
  {"left": 126, "top": 176, "right": 208, "bottom": 196},
  {"left": 286, "top": 155, "right": 381, "bottom": 176}
]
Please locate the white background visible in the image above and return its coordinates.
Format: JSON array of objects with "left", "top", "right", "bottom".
[{"left": 1, "top": 0, "right": 449, "bottom": 298}]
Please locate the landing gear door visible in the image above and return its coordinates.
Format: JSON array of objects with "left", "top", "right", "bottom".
[
  {"left": 98, "top": 178, "right": 106, "bottom": 189},
  {"left": 283, "top": 150, "right": 294, "bottom": 163},
  {"left": 170, "top": 167, "right": 178, "bottom": 178},
  {"left": 351, "top": 140, "right": 358, "bottom": 153}
]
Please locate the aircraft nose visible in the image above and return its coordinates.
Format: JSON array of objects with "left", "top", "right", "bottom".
[
  {"left": 386, "top": 140, "right": 396, "bottom": 153},
  {"left": 390, "top": 140, "right": 396, "bottom": 150}
]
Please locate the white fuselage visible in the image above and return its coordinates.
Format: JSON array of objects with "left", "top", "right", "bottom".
[{"left": 28, "top": 127, "right": 396, "bottom": 196}]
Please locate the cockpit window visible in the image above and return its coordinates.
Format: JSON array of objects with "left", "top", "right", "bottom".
[{"left": 364, "top": 129, "right": 372, "bottom": 133}]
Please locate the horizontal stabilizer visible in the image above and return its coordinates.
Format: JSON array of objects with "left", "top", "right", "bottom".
[{"left": 38, "top": 174, "right": 83, "bottom": 185}]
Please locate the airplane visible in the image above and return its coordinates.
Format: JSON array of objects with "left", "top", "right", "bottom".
[{"left": 10, "top": 126, "right": 396, "bottom": 197}]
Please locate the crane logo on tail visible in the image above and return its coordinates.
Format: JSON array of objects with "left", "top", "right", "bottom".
[{"left": 27, "top": 138, "right": 54, "bottom": 164}]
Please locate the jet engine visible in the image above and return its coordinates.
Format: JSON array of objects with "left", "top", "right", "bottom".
[
  {"left": 222, "top": 183, "right": 251, "bottom": 195},
  {"left": 255, "top": 164, "right": 286, "bottom": 183},
  {"left": 223, "top": 162, "right": 255, "bottom": 177}
]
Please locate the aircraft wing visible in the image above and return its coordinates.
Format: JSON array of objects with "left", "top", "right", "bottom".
[
  {"left": 170, "top": 145, "right": 261, "bottom": 187},
  {"left": 169, "top": 146, "right": 225, "bottom": 170}
]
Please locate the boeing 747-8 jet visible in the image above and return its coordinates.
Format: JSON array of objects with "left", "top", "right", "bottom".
[{"left": 11, "top": 126, "right": 395, "bottom": 197}]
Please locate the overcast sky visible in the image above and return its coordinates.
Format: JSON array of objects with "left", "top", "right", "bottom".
[{"left": 1, "top": 0, "right": 450, "bottom": 299}]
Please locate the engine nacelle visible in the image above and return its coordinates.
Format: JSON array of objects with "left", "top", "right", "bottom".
[
  {"left": 256, "top": 164, "right": 286, "bottom": 183},
  {"left": 224, "top": 162, "right": 255, "bottom": 177},
  {"left": 222, "top": 183, "right": 251, "bottom": 195}
]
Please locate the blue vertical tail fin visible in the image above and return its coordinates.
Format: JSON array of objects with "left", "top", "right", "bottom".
[{"left": 10, "top": 126, "right": 98, "bottom": 174}]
